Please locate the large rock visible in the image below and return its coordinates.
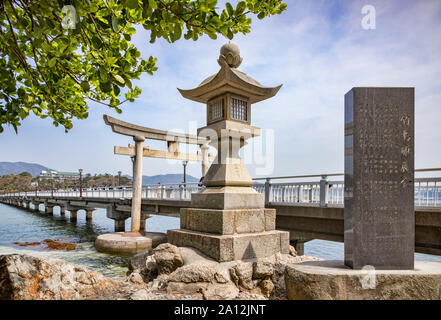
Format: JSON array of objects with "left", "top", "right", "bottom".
[
  {"left": 253, "top": 258, "right": 275, "bottom": 279},
  {"left": 166, "top": 282, "right": 207, "bottom": 297},
  {"left": 229, "top": 262, "right": 254, "bottom": 290},
  {"left": 259, "top": 279, "right": 275, "bottom": 298},
  {"left": 128, "top": 250, "right": 152, "bottom": 272},
  {"left": 125, "top": 272, "right": 144, "bottom": 285},
  {"left": 272, "top": 253, "right": 322, "bottom": 298},
  {"left": 285, "top": 260, "right": 441, "bottom": 300},
  {"left": 128, "top": 251, "right": 158, "bottom": 283},
  {"left": 128, "top": 243, "right": 184, "bottom": 282},
  {"left": 168, "top": 265, "right": 216, "bottom": 283},
  {"left": 153, "top": 243, "right": 184, "bottom": 275},
  {"left": 289, "top": 246, "right": 297, "bottom": 257},
  {"left": 0, "top": 254, "right": 117, "bottom": 300},
  {"left": 203, "top": 283, "right": 240, "bottom": 300}
]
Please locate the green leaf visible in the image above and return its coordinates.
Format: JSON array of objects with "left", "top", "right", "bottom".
[
  {"left": 226, "top": 2, "right": 234, "bottom": 16},
  {"left": 99, "top": 81, "right": 111, "bottom": 93},
  {"left": 236, "top": 1, "right": 246, "bottom": 15},
  {"left": 148, "top": 0, "right": 157, "bottom": 10},
  {"left": 80, "top": 81, "right": 90, "bottom": 92},
  {"left": 126, "top": 0, "right": 139, "bottom": 9},
  {"left": 227, "top": 29, "right": 233, "bottom": 40},
  {"left": 114, "top": 75, "right": 125, "bottom": 85},
  {"left": 112, "top": 17, "right": 120, "bottom": 32},
  {"left": 48, "top": 57, "right": 57, "bottom": 68},
  {"left": 113, "top": 84, "right": 121, "bottom": 96},
  {"left": 173, "top": 23, "right": 182, "bottom": 41},
  {"left": 207, "top": 32, "right": 217, "bottom": 40}
]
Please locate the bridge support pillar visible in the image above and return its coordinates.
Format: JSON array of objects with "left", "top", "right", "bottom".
[
  {"left": 60, "top": 206, "right": 66, "bottom": 216},
  {"left": 114, "top": 220, "right": 126, "bottom": 232},
  {"left": 292, "top": 242, "right": 304, "bottom": 256},
  {"left": 86, "top": 209, "right": 94, "bottom": 222},
  {"left": 140, "top": 218, "right": 146, "bottom": 232},
  {"left": 45, "top": 204, "right": 54, "bottom": 216},
  {"left": 33, "top": 202, "right": 40, "bottom": 212},
  {"left": 70, "top": 210, "right": 78, "bottom": 222},
  {"left": 106, "top": 205, "right": 129, "bottom": 232}
]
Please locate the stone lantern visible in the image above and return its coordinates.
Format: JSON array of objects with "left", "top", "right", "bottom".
[{"left": 168, "top": 43, "right": 289, "bottom": 262}]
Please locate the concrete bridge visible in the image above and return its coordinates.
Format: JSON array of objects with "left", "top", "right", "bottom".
[{"left": 1, "top": 170, "right": 440, "bottom": 256}]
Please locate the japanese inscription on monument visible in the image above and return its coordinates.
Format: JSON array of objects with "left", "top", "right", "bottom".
[{"left": 344, "top": 87, "right": 415, "bottom": 270}]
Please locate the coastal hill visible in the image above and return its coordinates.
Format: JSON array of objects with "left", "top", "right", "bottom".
[
  {"left": 0, "top": 162, "right": 51, "bottom": 177},
  {"left": 0, "top": 161, "right": 199, "bottom": 185},
  {"left": 140, "top": 174, "right": 199, "bottom": 185}
]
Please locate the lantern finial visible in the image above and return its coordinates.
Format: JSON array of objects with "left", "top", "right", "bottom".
[{"left": 218, "top": 42, "right": 242, "bottom": 68}]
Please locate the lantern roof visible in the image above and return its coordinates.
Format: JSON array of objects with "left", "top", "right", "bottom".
[{"left": 178, "top": 42, "right": 282, "bottom": 104}]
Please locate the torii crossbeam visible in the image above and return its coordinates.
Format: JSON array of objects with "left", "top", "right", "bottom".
[{"left": 103, "top": 115, "right": 213, "bottom": 233}]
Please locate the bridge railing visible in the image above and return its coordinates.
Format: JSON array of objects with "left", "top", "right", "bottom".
[
  {"left": 1, "top": 170, "right": 440, "bottom": 207},
  {"left": 143, "top": 183, "right": 201, "bottom": 200},
  {"left": 252, "top": 169, "right": 441, "bottom": 207},
  {"left": 0, "top": 183, "right": 203, "bottom": 201},
  {"left": 415, "top": 177, "right": 441, "bottom": 207},
  {"left": 252, "top": 174, "right": 345, "bottom": 206}
]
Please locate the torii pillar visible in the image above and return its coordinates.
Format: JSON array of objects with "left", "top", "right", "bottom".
[{"left": 131, "top": 135, "right": 144, "bottom": 233}]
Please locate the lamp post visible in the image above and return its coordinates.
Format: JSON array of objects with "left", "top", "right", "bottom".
[
  {"left": 182, "top": 160, "right": 188, "bottom": 184},
  {"left": 50, "top": 172, "right": 54, "bottom": 198},
  {"left": 79, "top": 169, "right": 83, "bottom": 199}
]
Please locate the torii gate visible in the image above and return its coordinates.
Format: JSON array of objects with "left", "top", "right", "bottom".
[{"left": 103, "top": 115, "right": 213, "bottom": 233}]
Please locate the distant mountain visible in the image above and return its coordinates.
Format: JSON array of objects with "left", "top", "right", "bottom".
[
  {"left": 0, "top": 162, "right": 51, "bottom": 177},
  {"left": 142, "top": 174, "right": 199, "bottom": 185},
  {"left": 123, "top": 173, "right": 199, "bottom": 185}
]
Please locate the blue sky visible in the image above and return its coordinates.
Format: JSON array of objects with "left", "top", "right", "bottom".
[{"left": 1, "top": 0, "right": 440, "bottom": 179}]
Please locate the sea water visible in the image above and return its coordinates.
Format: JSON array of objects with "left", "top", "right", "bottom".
[{"left": 0, "top": 203, "right": 439, "bottom": 279}]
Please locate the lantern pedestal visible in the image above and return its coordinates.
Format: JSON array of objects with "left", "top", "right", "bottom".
[
  {"left": 168, "top": 229, "right": 289, "bottom": 263},
  {"left": 168, "top": 207, "right": 289, "bottom": 262}
]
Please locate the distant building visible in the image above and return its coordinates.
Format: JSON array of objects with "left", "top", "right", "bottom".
[{"left": 38, "top": 170, "right": 79, "bottom": 181}]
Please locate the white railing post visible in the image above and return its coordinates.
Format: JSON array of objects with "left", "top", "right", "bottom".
[
  {"left": 320, "top": 175, "right": 328, "bottom": 207},
  {"left": 179, "top": 184, "right": 184, "bottom": 200}
]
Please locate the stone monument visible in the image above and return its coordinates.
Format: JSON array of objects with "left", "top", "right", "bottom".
[
  {"left": 168, "top": 43, "right": 290, "bottom": 262},
  {"left": 344, "top": 87, "right": 415, "bottom": 269},
  {"left": 284, "top": 87, "right": 441, "bottom": 300}
]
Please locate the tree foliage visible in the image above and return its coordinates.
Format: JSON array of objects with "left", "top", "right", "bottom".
[{"left": 0, "top": 0, "right": 286, "bottom": 133}]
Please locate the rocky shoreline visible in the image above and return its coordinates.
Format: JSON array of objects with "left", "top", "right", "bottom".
[{"left": 0, "top": 243, "right": 321, "bottom": 300}]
